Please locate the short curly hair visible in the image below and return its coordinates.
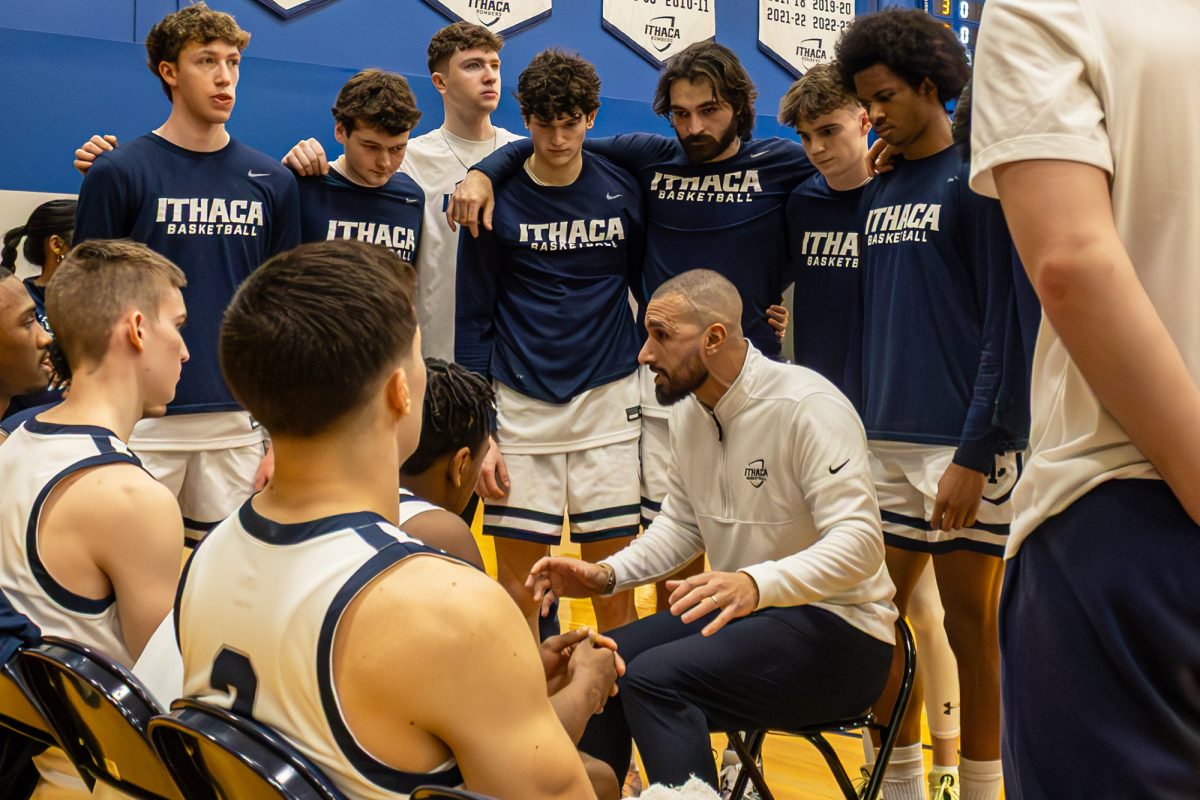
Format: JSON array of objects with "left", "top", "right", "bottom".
[
  {"left": 516, "top": 49, "right": 601, "bottom": 122},
  {"left": 332, "top": 69, "right": 422, "bottom": 136},
  {"left": 835, "top": 9, "right": 969, "bottom": 106},
  {"left": 653, "top": 41, "right": 758, "bottom": 141},
  {"left": 778, "top": 62, "right": 861, "bottom": 130},
  {"left": 145, "top": 2, "right": 250, "bottom": 101},
  {"left": 427, "top": 22, "right": 504, "bottom": 74}
]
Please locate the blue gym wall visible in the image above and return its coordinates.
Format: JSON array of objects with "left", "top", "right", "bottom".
[{"left": 0, "top": 0, "right": 912, "bottom": 196}]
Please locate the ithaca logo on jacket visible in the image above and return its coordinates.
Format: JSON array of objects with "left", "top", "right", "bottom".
[{"left": 744, "top": 459, "right": 768, "bottom": 488}]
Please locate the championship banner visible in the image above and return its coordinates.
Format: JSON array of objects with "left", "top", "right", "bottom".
[
  {"left": 251, "top": 0, "right": 342, "bottom": 19},
  {"left": 423, "top": 0, "right": 552, "bottom": 36},
  {"left": 602, "top": 0, "right": 716, "bottom": 69},
  {"left": 758, "top": 0, "right": 855, "bottom": 77}
]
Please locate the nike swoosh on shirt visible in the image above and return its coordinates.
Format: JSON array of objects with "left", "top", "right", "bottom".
[
  {"left": 828, "top": 458, "right": 850, "bottom": 474},
  {"left": 248, "top": 170, "right": 272, "bottom": 178},
  {"left": 606, "top": 193, "right": 623, "bottom": 200},
  {"left": 749, "top": 149, "right": 772, "bottom": 159},
  {"left": 404, "top": 198, "right": 419, "bottom": 204}
]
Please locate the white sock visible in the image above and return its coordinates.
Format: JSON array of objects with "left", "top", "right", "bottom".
[
  {"left": 881, "top": 743, "right": 924, "bottom": 800},
  {"left": 861, "top": 734, "right": 877, "bottom": 772},
  {"left": 958, "top": 757, "right": 1002, "bottom": 800}
]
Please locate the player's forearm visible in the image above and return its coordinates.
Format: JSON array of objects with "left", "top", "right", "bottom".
[
  {"left": 472, "top": 140, "right": 531, "bottom": 183},
  {"left": 549, "top": 680, "right": 606, "bottom": 743}
]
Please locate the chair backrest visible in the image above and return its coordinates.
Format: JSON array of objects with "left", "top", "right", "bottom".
[
  {"left": 858, "top": 616, "right": 918, "bottom": 800},
  {"left": 148, "top": 698, "right": 347, "bottom": 800},
  {"left": 410, "top": 788, "right": 496, "bottom": 800},
  {"left": 16, "top": 636, "right": 183, "bottom": 800},
  {"left": 0, "top": 657, "right": 56, "bottom": 747}
]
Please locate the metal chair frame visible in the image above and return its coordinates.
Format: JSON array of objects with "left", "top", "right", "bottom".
[
  {"left": 16, "top": 636, "right": 181, "bottom": 799},
  {"left": 725, "top": 617, "right": 918, "bottom": 800},
  {"left": 148, "top": 697, "right": 347, "bottom": 800}
]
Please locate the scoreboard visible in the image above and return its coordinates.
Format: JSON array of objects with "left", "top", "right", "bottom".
[{"left": 924, "top": 0, "right": 986, "bottom": 59}]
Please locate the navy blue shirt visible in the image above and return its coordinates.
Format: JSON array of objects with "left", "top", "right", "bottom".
[
  {"left": 75, "top": 133, "right": 301, "bottom": 414},
  {"left": 786, "top": 173, "right": 867, "bottom": 411},
  {"left": 456, "top": 153, "right": 643, "bottom": 403},
  {"left": 475, "top": 134, "right": 816, "bottom": 358},
  {"left": 859, "top": 146, "right": 1030, "bottom": 472},
  {"left": 298, "top": 168, "right": 423, "bottom": 263}
]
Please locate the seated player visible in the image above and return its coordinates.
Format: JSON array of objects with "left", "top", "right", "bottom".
[
  {"left": 0, "top": 240, "right": 188, "bottom": 798},
  {"left": 177, "top": 240, "right": 621, "bottom": 799},
  {"left": 397, "top": 358, "right": 493, "bottom": 568},
  {"left": 455, "top": 50, "right": 644, "bottom": 634},
  {"left": 0, "top": 268, "right": 53, "bottom": 420},
  {"left": 779, "top": 63, "right": 964, "bottom": 796},
  {"left": 527, "top": 270, "right": 897, "bottom": 789}
]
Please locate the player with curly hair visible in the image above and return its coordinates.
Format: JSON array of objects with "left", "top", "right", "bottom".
[
  {"left": 836, "top": 10, "right": 1035, "bottom": 800},
  {"left": 455, "top": 50, "right": 644, "bottom": 637}
]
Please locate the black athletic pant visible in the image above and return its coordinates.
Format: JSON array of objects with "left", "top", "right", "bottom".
[{"left": 579, "top": 604, "right": 892, "bottom": 787}]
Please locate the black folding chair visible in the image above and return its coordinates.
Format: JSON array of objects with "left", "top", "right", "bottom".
[
  {"left": 410, "top": 788, "right": 495, "bottom": 800},
  {"left": 724, "top": 617, "right": 917, "bottom": 800},
  {"left": 16, "top": 636, "right": 183, "bottom": 799},
  {"left": 148, "top": 697, "right": 347, "bottom": 800},
  {"left": 0, "top": 657, "right": 55, "bottom": 748}
]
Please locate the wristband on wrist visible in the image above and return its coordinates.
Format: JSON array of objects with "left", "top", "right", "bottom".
[{"left": 599, "top": 562, "right": 617, "bottom": 595}]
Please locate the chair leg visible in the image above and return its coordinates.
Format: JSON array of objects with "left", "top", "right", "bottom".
[
  {"left": 802, "top": 734, "right": 858, "bottom": 800},
  {"left": 727, "top": 730, "right": 773, "bottom": 800}
]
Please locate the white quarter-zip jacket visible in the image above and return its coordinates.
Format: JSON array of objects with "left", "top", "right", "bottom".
[{"left": 606, "top": 345, "right": 897, "bottom": 644}]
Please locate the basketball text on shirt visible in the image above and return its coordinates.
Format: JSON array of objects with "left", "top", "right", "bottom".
[
  {"left": 649, "top": 169, "right": 763, "bottom": 203},
  {"left": 864, "top": 202, "right": 942, "bottom": 245},
  {"left": 518, "top": 216, "right": 625, "bottom": 252},
  {"left": 800, "top": 230, "right": 859, "bottom": 269},
  {"left": 156, "top": 197, "right": 264, "bottom": 236}
]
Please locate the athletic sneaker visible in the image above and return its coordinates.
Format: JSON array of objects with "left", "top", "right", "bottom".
[
  {"left": 928, "top": 771, "right": 960, "bottom": 800},
  {"left": 718, "top": 746, "right": 762, "bottom": 800}
]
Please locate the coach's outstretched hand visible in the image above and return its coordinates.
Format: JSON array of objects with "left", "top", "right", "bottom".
[
  {"left": 446, "top": 169, "right": 495, "bottom": 237},
  {"left": 527, "top": 556, "right": 608, "bottom": 612},
  {"left": 666, "top": 571, "right": 759, "bottom": 637},
  {"left": 282, "top": 138, "right": 330, "bottom": 176},
  {"left": 74, "top": 134, "right": 118, "bottom": 175}
]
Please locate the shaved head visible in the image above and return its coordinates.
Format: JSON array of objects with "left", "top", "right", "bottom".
[{"left": 651, "top": 269, "right": 743, "bottom": 338}]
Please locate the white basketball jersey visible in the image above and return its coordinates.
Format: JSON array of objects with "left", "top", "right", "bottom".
[
  {"left": 398, "top": 487, "right": 440, "bottom": 527},
  {"left": 0, "top": 419, "right": 138, "bottom": 664},
  {"left": 177, "top": 502, "right": 464, "bottom": 799},
  {"left": 0, "top": 418, "right": 143, "bottom": 797}
]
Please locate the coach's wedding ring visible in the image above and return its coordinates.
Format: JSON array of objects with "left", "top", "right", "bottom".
[{"left": 708, "top": 594, "right": 721, "bottom": 608}]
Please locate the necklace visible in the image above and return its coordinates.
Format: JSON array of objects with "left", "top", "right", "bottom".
[{"left": 440, "top": 127, "right": 499, "bottom": 172}]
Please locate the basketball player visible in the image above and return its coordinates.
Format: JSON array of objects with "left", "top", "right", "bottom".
[
  {"left": 778, "top": 62, "right": 962, "bottom": 798},
  {"left": 397, "top": 358, "right": 492, "bottom": 569},
  {"left": 525, "top": 269, "right": 896, "bottom": 788},
  {"left": 2, "top": 199, "right": 75, "bottom": 334},
  {"left": 0, "top": 269, "right": 53, "bottom": 418},
  {"left": 177, "top": 239, "right": 620, "bottom": 799},
  {"left": 836, "top": 11, "right": 1034, "bottom": 800},
  {"left": 455, "top": 49, "right": 642, "bottom": 634},
  {"left": 293, "top": 69, "right": 424, "bottom": 263},
  {"left": 277, "top": 21, "right": 522, "bottom": 518},
  {"left": 450, "top": 39, "right": 804, "bottom": 608},
  {"left": 971, "top": 1, "right": 1200, "bottom": 795},
  {"left": 0, "top": 239, "right": 188, "bottom": 798},
  {"left": 73, "top": 3, "right": 300, "bottom": 545}
]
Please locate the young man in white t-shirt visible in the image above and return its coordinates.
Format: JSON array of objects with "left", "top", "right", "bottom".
[{"left": 970, "top": 1, "right": 1200, "bottom": 796}]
